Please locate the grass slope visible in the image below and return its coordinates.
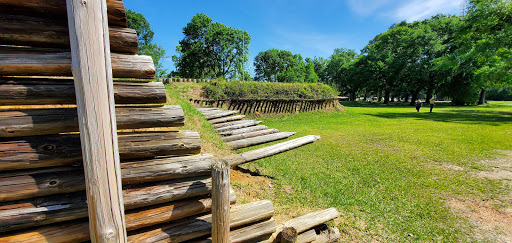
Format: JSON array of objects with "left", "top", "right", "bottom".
[{"left": 240, "top": 101, "right": 512, "bottom": 241}]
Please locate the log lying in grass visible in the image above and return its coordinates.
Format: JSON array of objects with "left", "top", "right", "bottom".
[
  {"left": 0, "top": 177, "right": 213, "bottom": 232},
  {"left": 0, "top": 48, "right": 155, "bottom": 79},
  {"left": 312, "top": 225, "right": 341, "bottom": 243},
  {"left": 0, "top": 79, "right": 166, "bottom": 105},
  {"left": 0, "top": 131, "right": 200, "bottom": 171},
  {"left": 203, "top": 110, "right": 239, "bottom": 120},
  {"left": 226, "top": 135, "right": 321, "bottom": 167},
  {"left": 209, "top": 115, "right": 246, "bottom": 124},
  {"left": 218, "top": 125, "right": 268, "bottom": 137},
  {"left": 0, "top": 0, "right": 128, "bottom": 27},
  {"left": 0, "top": 14, "right": 137, "bottom": 53},
  {"left": 195, "top": 219, "right": 276, "bottom": 243},
  {"left": 227, "top": 132, "right": 296, "bottom": 150},
  {"left": 0, "top": 154, "right": 212, "bottom": 202},
  {"left": 213, "top": 120, "right": 257, "bottom": 129},
  {"left": 281, "top": 208, "right": 340, "bottom": 242},
  {"left": 296, "top": 229, "right": 317, "bottom": 243},
  {"left": 221, "top": 128, "right": 279, "bottom": 142},
  {"left": 215, "top": 120, "right": 262, "bottom": 133},
  {"left": 127, "top": 200, "right": 274, "bottom": 242},
  {"left": 0, "top": 193, "right": 237, "bottom": 242},
  {"left": 0, "top": 105, "right": 184, "bottom": 137}
]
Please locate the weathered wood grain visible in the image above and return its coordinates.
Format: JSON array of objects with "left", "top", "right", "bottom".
[
  {"left": 227, "top": 132, "right": 296, "bottom": 150},
  {"left": 0, "top": 79, "right": 166, "bottom": 105},
  {"left": 215, "top": 120, "right": 262, "bottom": 133},
  {"left": 217, "top": 125, "right": 268, "bottom": 137},
  {"left": 213, "top": 120, "right": 257, "bottom": 129},
  {"left": 0, "top": 14, "right": 137, "bottom": 53},
  {"left": 211, "top": 159, "right": 230, "bottom": 243},
  {"left": 194, "top": 219, "right": 276, "bottom": 243},
  {"left": 221, "top": 129, "right": 279, "bottom": 142},
  {"left": 203, "top": 110, "right": 239, "bottom": 120},
  {"left": 226, "top": 135, "right": 321, "bottom": 167},
  {"left": 0, "top": 47, "right": 155, "bottom": 79},
  {"left": 0, "top": 105, "right": 184, "bottom": 137},
  {"left": 281, "top": 208, "right": 340, "bottom": 242},
  {"left": 209, "top": 115, "right": 245, "bottom": 124},
  {"left": 0, "top": 0, "right": 128, "bottom": 27},
  {"left": 0, "top": 131, "right": 200, "bottom": 171}
]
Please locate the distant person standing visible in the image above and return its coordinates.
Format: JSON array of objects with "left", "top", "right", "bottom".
[
  {"left": 415, "top": 100, "right": 422, "bottom": 112},
  {"left": 429, "top": 98, "right": 435, "bottom": 113}
]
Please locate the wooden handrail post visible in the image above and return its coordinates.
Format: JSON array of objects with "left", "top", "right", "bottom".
[
  {"left": 66, "top": 0, "right": 127, "bottom": 242},
  {"left": 211, "top": 159, "right": 230, "bottom": 243}
]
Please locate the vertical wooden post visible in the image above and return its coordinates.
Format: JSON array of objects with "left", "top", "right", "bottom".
[
  {"left": 66, "top": 0, "right": 127, "bottom": 242},
  {"left": 212, "top": 159, "right": 230, "bottom": 243}
]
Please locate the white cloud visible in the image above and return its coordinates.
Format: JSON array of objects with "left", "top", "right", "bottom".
[{"left": 391, "top": 0, "right": 464, "bottom": 22}]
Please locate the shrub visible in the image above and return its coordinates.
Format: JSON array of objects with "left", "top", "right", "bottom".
[{"left": 203, "top": 80, "right": 338, "bottom": 100}]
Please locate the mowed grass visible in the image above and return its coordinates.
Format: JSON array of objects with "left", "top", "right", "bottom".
[{"left": 240, "top": 101, "right": 512, "bottom": 241}]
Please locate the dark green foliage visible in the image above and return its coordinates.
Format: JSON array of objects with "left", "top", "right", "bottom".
[
  {"left": 254, "top": 49, "right": 306, "bottom": 83},
  {"left": 126, "top": 9, "right": 168, "bottom": 78},
  {"left": 202, "top": 80, "right": 338, "bottom": 100},
  {"left": 487, "top": 85, "right": 512, "bottom": 101},
  {"left": 172, "top": 13, "right": 250, "bottom": 79}
]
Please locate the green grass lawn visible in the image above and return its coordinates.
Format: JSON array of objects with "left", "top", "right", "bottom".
[{"left": 240, "top": 101, "right": 512, "bottom": 241}]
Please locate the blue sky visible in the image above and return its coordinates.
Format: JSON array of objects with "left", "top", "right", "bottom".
[{"left": 123, "top": 0, "right": 464, "bottom": 74}]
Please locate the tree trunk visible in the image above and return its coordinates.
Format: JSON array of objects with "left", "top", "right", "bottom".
[
  {"left": 383, "top": 90, "right": 390, "bottom": 104},
  {"left": 478, "top": 88, "right": 486, "bottom": 105}
]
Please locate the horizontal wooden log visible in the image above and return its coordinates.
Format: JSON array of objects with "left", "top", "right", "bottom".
[
  {"left": 0, "top": 177, "right": 212, "bottom": 232},
  {"left": 218, "top": 125, "right": 268, "bottom": 137},
  {"left": 0, "top": 14, "right": 137, "bottom": 53},
  {"left": 296, "top": 229, "right": 317, "bottom": 243},
  {"left": 209, "top": 115, "right": 245, "bottom": 124},
  {"left": 203, "top": 110, "right": 239, "bottom": 120},
  {"left": 312, "top": 225, "right": 340, "bottom": 243},
  {"left": 0, "top": 154, "right": 212, "bottom": 202},
  {"left": 281, "top": 208, "right": 340, "bottom": 242},
  {"left": 127, "top": 200, "right": 274, "bottom": 242},
  {"left": 226, "top": 135, "right": 321, "bottom": 167},
  {"left": 0, "top": 0, "right": 128, "bottom": 27},
  {"left": 0, "top": 80, "right": 166, "bottom": 105},
  {"left": 227, "top": 132, "right": 296, "bottom": 150},
  {"left": 194, "top": 219, "right": 276, "bottom": 243},
  {"left": 0, "top": 48, "right": 155, "bottom": 79},
  {"left": 215, "top": 120, "right": 262, "bottom": 133},
  {"left": 222, "top": 129, "right": 279, "bottom": 143},
  {"left": 0, "top": 193, "right": 237, "bottom": 242},
  {"left": 0, "top": 131, "right": 200, "bottom": 171},
  {"left": 0, "top": 105, "right": 183, "bottom": 137}
]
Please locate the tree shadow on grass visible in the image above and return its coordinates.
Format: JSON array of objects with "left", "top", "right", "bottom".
[{"left": 363, "top": 110, "right": 512, "bottom": 126}]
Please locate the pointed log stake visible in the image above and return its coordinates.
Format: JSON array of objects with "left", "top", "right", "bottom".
[
  {"left": 211, "top": 159, "right": 230, "bottom": 243},
  {"left": 66, "top": 0, "right": 126, "bottom": 241}
]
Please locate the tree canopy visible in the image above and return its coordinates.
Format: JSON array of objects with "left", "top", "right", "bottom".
[
  {"left": 126, "top": 9, "right": 168, "bottom": 78},
  {"left": 172, "top": 13, "right": 251, "bottom": 79}
]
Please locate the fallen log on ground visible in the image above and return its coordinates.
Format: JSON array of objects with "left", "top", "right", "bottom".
[
  {"left": 281, "top": 208, "right": 340, "bottom": 242},
  {"left": 0, "top": 79, "right": 166, "bottom": 105},
  {"left": 203, "top": 110, "right": 239, "bottom": 120},
  {"left": 218, "top": 125, "right": 268, "bottom": 137},
  {"left": 215, "top": 120, "right": 262, "bottom": 133},
  {"left": 0, "top": 131, "right": 200, "bottom": 171},
  {"left": 209, "top": 115, "right": 246, "bottom": 124},
  {"left": 0, "top": 105, "right": 184, "bottom": 137},
  {"left": 312, "top": 225, "right": 341, "bottom": 243},
  {"left": 0, "top": 0, "right": 128, "bottom": 27},
  {"left": 227, "top": 132, "right": 296, "bottom": 150},
  {"left": 226, "top": 135, "right": 321, "bottom": 167},
  {"left": 0, "top": 154, "right": 213, "bottom": 202},
  {"left": 0, "top": 14, "right": 137, "bottom": 53},
  {"left": 213, "top": 119, "right": 258, "bottom": 129},
  {"left": 0, "top": 48, "right": 155, "bottom": 79},
  {"left": 221, "top": 128, "right": 279, "bottom": 142},
  {"left": 0, "top": 177, "right": 213, "bottom": 232},
  {"left": 127, "top": 200, "right": 274, "bottom": 242}
]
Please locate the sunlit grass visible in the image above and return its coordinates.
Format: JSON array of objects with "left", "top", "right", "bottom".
[{"left": 240, "top": 101, "right": 512, "bottom": 241}]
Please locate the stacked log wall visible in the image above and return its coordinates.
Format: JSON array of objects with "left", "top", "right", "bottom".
[{"left": 190, "top": 98, "right": 339, "bottom": 114}]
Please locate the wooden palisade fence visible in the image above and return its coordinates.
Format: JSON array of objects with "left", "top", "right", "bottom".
[{"left": 191, "top": 98, "right": 340, "bottom": 114}]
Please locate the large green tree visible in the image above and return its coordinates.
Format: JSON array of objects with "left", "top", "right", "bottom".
[
  {"left": 172, "top": 13, "right": 250, "bottom": 79},
  {"left": 254, "top": 49, "right": 306, "bottom": 83},
  {"left": 126, "top": 9, "right": 168, "bottom": 78}
]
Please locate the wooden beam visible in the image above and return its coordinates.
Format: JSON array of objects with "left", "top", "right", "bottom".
[
  {"left": 66, "top": 0, "right": 126, "bottom": 241},
  {"left": 209, "top": 115, "right": 246, "bottom": 124},
  {"left": 215, "top": 120, "right": 262, "bottom": 133},
  {"left": 196, "top": 219, "right": 276, "bottom": 243},
  {"left": 0, "top": 47, "right": 155, "bottom": 79},
  {"left": 0, "top": 0, "right": 128, "bottom": 27},
  {"left": 0, "top": 106, "right": 184, "bottom": 137},
  {"left": 281, "top": 208, "right": 340, "bottom": 242},
  {"left": 0, "top": 131, "right": 200, "bottom": 171},
  {"left": 227, "top": 132, "right": 296, "bottom": 150},
  {"left": 211, "top": 159, "right": 230, "bottom": 243},
  {"left": 221, "top": 128, "right": 279, "bottom": 142},
  {"left": 203, "top": 110, "right": 239, "bottom": 120},
  {"left": 0, "top": 80, "right": 166, "bottom": 105},
  {"left": 217, "top": 125, "right": 268, "bottom": 137}
]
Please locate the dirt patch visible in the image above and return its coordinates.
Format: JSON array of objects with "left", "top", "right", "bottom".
[
  {"left": 476, "top": 150, "right": 512, "bottom": 185},
  {"left": 448, "top": 198, "right": 512, "bottom": 242}
]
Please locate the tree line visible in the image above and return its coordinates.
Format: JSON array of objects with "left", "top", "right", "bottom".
[{"left": 127, "top": 0, "right": 511, "bottom": 105}]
